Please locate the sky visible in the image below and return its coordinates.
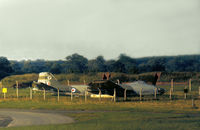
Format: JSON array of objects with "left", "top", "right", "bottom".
[{"left": 0, "top": 0, "right": 200, "bottom": 61}]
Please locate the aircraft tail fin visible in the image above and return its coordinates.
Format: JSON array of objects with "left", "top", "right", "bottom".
[
  {"left": 88, "top": 80, "right": 124, "bottom": 96},
  {"left": 37, "top": 72, "right": 72, "bottom": 92},
  {"left": 152, "top": 73, "right": 158, "bottom": 86},
  {"left": 38, "top": 72, "right": 57, "bottom": 86}
]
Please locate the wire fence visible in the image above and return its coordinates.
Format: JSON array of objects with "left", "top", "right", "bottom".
[{"left": 0, "top": 79, "right": 200, "bottom": 104}]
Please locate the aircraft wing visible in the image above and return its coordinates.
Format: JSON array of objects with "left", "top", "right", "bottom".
[
  {"left": 121, "top": 81, "right": 165, "bottom": 96},
  {"left": 33, "top": 81, "right": 58, "bottom": 92},
  {"left": 88, "top": 80, "right": 125, "bottom": 97},
  {"left": 50, "top": 80, "right": 73, "bottom": 92}
]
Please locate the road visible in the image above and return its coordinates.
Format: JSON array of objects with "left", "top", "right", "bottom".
[{"left": 0, "top": 109, "right": 74, "bottom": 127}]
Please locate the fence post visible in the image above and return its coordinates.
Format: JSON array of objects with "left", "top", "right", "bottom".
[
  {"left": 43, "top": 88, "right": 46, "bottom": 101},
  {"left": 67, "top": 80, "right": 70, "bottom": 86},
  {"left": 57, "top": 88, "right": 59, "bottom": 102},
  {"left": 30, "top": 87, "right": 32, "bottom": 100},
  {"left": 140, "top": 88, "right": 143, "bottom": 101},
  {"left": 114, "top": 88, "right": 116, "bottom": 102},
  {"left": 84, "top": 80, "right": 86, "bottom": 85},
  {"left": 98, "top": 88, "right": 101, "bottom": 102},
  {"left": 154, "top": 88, "right": 157, "bottom": 100},
  {"left": 184, "top": 93, "right": 187, "bottom": 100},
  {"left": 169, "top": 88, "right": 172, "bottom": 100},
  {"left": 3, "top": 87, "right": 6, "bottom": 99},
  {"left": 4, "top": 92, "right": 6, "bottom": 99},
  {"left": 192, "top": 99, "right": 195, "bottom": 108},
  {"left": 189, "top": 79, "right": 192, "bottom": 92},
  {"left": 171, "top": 79, "right": 174, "bottom": 92},
  {"left": 199, "top": 86, "right": 200, "bottom": 98},
  {"left": 85, "top": 89, "right": 87, "bottom": 102},
  {"left": 0, "top": 82, "right": 2, "bottom": 94},
  {"left": 71, "top": 91, "right": 73, "bottom": 101},
  {"left": 16, "top": 81, "right": 19, "bottom": 99},
  {"left": 124, "top": 88, "right": 127, "bottom": 101},
  {"left": 0, "top": 82, "right": 1, "bottom": 87}
]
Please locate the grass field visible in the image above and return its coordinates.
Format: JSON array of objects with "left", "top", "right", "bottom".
[
  {"left": 0, "top": 99, "right": 200, "bottom": 130},
  {"left": 1, "top": 73, "right": 200, "bottom": 129},
  {"left": 0, "top": 88, "right": 200, "bottom": 130},
  {"left": 4, "top": 111, "right": 200, "bottom": 130}
]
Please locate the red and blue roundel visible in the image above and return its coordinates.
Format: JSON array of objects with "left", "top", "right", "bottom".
[{"left": 71, "top": 88, "right": 76, "bottom": 93}]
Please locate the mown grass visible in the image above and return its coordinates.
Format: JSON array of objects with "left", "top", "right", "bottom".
[
  {"left": 5, "top": 111, "right": 200, "bottom": 130},
  {"left": 1, "top": 100, "right": 200, "bottom": 130},
  {"left": 0, "top": 92, "right": 200, "bottom": 130},
  {"left": 0, "top": 73, "right": 200, "bottom": 129}
]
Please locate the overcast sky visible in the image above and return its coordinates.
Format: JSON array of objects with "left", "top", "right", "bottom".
[{"left": 0, "top": 0, "right": 200, "bottom": 60}]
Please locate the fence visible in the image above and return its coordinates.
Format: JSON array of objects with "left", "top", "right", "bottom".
[{"left": 0, "top": 79, "right": 200, "bottom": 103}]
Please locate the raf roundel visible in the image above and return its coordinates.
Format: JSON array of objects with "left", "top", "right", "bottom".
[
  {"left": 48, "top": 76, "right": 52, "bottom": 80},
  {"left": 71, "top": 88, "right": 76, "bottom": 93}
]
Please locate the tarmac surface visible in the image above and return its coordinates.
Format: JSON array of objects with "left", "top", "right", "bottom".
[{"left": 0, "top": 109, "right": 74, "bottom": 127}]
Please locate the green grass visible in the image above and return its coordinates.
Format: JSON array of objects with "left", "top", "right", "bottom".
[
  {"left": 0, "top": 96, "right": 200, "bottom": 129},
  {"left": 1, "top": 73, "right": 200, "bottom": 129},
  {"left": 2, "top": 107, "right": 200, "bottom": 130}
]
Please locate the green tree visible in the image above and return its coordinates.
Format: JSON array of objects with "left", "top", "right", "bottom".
[
  {"left": 105, "top": 60, "right": 116, "bottom": 72},
  {"left": 10, "top": 61, "right": 23, "bottom": 74},
  {"left": 147, "top": 57, "right": 166, "bottom": 72},
  {"left": 118, "top": 54, "right": 138, "bottom": 73},
  {"left": 88, "top": 56, "right": 107, "bottom": 72},
  {"left": 111, "top": 61, "right": 126, "bottom": 73},
  {"left": 0, "top": 57, "right": 13, "bottom": 79},
  {"left": 50, "top": 63, "right": 61, "bottom": 74},
  {"left": 21, "top": 60, "right": 34, "bottom": 73},
  {"left": 65, "top": 53, "right": 88, "bottom": 73}
]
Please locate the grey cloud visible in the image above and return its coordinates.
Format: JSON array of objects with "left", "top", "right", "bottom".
[{"left": 0, "top": 0, "right": 199, "bottom": 60}]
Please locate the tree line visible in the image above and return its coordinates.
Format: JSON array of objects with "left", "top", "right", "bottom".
[{"left": 0, "top": 54, "right": 200, "bottom": 80}]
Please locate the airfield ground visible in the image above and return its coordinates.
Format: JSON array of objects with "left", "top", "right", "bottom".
[
  {"left": 0, "top": 73, "right": 200, "bottom": 129},
  {"left": 0, "top": 95, "right": 200, "bottom": 129}
]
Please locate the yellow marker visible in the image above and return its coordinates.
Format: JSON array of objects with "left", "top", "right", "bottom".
[{"left": 2, "top": 88, "right": 7, "bottom": 93}]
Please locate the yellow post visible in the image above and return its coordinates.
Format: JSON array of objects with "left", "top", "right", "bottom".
[{"left": 2, "top": 88, "right": 7, "bottom": 99}]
